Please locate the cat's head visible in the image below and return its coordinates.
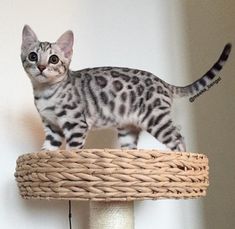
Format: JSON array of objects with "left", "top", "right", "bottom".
[{"left": 21, "top": 25, "right": 74, "bottom": 87}]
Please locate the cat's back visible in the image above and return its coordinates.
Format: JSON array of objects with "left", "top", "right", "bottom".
[
  {"left": 71, "top": 66, "right": 166, "bottom": 87},
  {"left": 75, "top": 66, "right": 152, "bottom": 77}
]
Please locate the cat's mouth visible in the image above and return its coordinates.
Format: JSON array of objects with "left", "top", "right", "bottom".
[{"left": 36, "top": 73, "right": 47, "bottom": 78}]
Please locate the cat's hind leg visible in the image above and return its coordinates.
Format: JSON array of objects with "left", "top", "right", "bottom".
[
  {"left": 117, "top": 126, "right": 140, "bottom": 149},
  {"left": 147, "top": 120, "right": 186, "bottom": 151},
  {"left": 140, "top": 110, "right": 186, "bottom": 151}
]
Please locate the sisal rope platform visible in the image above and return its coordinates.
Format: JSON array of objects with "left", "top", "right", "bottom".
[{"left": 15, "top": 149, "right": 209, "bottom": 201}]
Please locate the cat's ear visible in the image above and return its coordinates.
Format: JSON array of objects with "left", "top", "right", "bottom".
[
  {"left": 56, "top": 30, "right": 74, "bottom": 58},
  {"left": 21, "top": 25, "right": 38, "bottom": 50}
]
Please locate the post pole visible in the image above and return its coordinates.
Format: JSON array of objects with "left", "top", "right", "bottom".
[{"left": 89, "top": 201, "right": 134, "bottom": 229}]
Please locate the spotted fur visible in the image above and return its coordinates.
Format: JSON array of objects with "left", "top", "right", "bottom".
[{"left": 21, "top": 25, "right": 232, "bottom": 151}]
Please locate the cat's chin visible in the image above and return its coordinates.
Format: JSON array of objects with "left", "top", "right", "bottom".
[
  {"left": 36, "top": 73, "right": 47, "bottom": 78},
  {"left": 29, "top": 74, "right": 50, "bottom": 86},
  {"left": 30, "top": 73, "right": 67, "bottom": 87}
]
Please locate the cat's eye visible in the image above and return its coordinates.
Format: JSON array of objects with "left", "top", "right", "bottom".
[
  {"left": 28, "top": 52, "right": 38, "bottom": 62},
  {"left": 49, "top": 55, "right": 59, "bottom": 64}
]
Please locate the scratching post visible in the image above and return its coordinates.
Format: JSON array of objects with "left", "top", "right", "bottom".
[
  {"left": 89, "top": 201, "right": 134, "bottom": 229},
  {"left": 15, "top": 149, "right": 209, "bottom": 228}
]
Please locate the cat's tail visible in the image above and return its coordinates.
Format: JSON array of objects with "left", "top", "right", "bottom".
[{"left": 171, "top": 43, "right": 232, "bottom": 98}]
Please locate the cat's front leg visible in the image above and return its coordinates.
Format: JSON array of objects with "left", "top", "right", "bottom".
[
  {"left": 60, "top": 118, "right": 88, "bottom": 150},
  {"left": 41, "top": 121, "right": 64, "bottom": 151}
]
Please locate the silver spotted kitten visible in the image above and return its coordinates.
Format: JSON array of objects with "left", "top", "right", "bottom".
[{"left": 21, "top": 25, "right": 232, "bottom": 151}]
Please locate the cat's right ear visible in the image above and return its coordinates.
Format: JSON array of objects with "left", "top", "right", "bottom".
[{"left": 21, "top": 25, "right": 38, "bottom": 51}]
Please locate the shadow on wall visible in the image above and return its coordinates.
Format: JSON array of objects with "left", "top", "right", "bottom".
[
  {"left": 182, "top": 1, "right": 235, "bottom": 229},
  {"left": 19, "top": 112, "right": 44, "bottom": 150},
  {"left": 85, "top": 129, "right": 119, "bottom": 149},
  {"left": 3, "top": 111, "right": 44, "bottom": 154}
]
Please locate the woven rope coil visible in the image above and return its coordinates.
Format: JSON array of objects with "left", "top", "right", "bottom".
[{"left": 15, "top": 149, "right": 209, "bottom": 201}]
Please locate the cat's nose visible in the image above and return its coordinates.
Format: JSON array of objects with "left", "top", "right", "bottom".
[{"left": 37, "top": 65, "right": 46, "bottom": 72}]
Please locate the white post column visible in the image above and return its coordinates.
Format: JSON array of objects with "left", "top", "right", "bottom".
[{"left": 89, "top": 201, "right": 134, "bottom": 229}]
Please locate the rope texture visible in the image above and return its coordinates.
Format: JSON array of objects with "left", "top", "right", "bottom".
[{"left": 15, "top": 149, "right": 209, "bottom": 201}]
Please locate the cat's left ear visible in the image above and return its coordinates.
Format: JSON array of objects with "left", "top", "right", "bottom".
[{"left": 56, "top": 30, "right": 74, "bottom": 58}]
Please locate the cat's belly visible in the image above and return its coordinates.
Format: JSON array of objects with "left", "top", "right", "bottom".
[
  {"left": 89, "top": 115, "right": 118, "bottom": 129},
  {"left": 88, "top": 110, "right": 135, "bottom": 130}
]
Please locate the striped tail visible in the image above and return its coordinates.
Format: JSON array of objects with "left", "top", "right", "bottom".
[{"left": 171, "top": 43, "right": 232, "bottom": 98}]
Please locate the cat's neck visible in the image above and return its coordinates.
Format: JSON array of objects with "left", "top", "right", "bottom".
[{"left": 32, "top": 72, "right": 70, "bottom": 98}]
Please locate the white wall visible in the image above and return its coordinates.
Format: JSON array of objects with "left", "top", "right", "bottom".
[{"left": 0, "top": 1, "right": 234, "bottom": 229}]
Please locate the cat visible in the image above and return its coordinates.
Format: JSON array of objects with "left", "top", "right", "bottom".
[{"left": 21, "top": 25, "right": 232, "bottom": 152}]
